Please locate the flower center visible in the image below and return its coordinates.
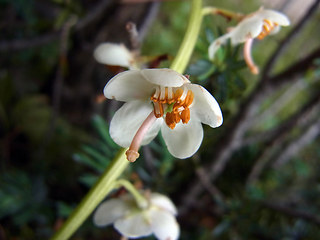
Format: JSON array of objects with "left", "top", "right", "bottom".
[
  {"left": 257, "top": 19, "right": 278, "bottom": 40},
  {"left": 150, "top": 86, "right": 194, "bottom": 129}
]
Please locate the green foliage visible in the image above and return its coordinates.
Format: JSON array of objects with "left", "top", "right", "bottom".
[
  {"left": 0, "top": 171, "right": 48, "bottom": 226},
  {"left": 74, "top": 115, "right": 120, "bottom": 187}
]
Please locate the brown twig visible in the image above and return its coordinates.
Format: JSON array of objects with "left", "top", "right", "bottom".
[
  {"left": 246, "top": 92, "right": 320, "bottom": 185},
  {"left": 262, "top": 201, "right": 320, "bottom": 226},
  {"left": 180, "top": 1, "right": 320, "bottom": 214},
  {"left": 126, "top": 22, "right": 141, "bottom": 51},
  {"left": 0, "top": 0, "right": 116, "bottom": 52},
  {"left": 272, "top": 117, "right": 320, "bottom": 168},
  {"left": 261, "top": 0, "right": 320, "bottom": 80}
]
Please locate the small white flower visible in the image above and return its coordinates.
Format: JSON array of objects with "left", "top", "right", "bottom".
[
  {"left": 104, "top": 68, "right": 223, "bottom": 162},
  {"left": 208, "top": 8, "right": 290, "bottom": 74},
  {"left": 94, "top": 43, "right": 138, "bottom": 69},
  {"left": 93, "top": 192, "right": 179, "bottom": 240}
]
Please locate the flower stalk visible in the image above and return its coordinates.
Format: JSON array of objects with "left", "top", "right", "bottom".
[
  {"left": 51, "top": 0, "right": 204, "bottom": 239},
  {"left": 170, "top": 0, "right": 203, "bottom": 74},
  {"left": 51, "top": 148, "right": 129, "bottom": 240},
  {"left": 116, "top": 179, "right": 149, "bottom": 208},
  {"left": 202, "top": 6, "right": 244, "bottom": 20}
]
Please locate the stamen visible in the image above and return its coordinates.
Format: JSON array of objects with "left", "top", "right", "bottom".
[
  {"left": 126, "top": 111, "right": 157, "bottom": 162},
  {"left": 257, "top": 19, "right": 277, "bottom": 40},
  {"left": 167, "top": 87, "right": 174, "bottom": 104},
  {"left": 150, "top": 86, "right": 160, "bottom": 101},
  {"left": 174, "top": 88, "right": 183, "bottom": 100},
  {"left": 180, "top": 108, "right": 190, "bottom": 124},
  {"left": 153, "top": 102, "right": 164, "bottom": 118},
  {"left": 244, "top": 38, "right": 259, "bottom": 75},
  {"left": 177, "top": 86, "right": 188, "bottom": 103},
  {"left": 165, "top": 112, "right": 177, "bottom": 129},
  {"left": 183, "top": 90, "right": 194, "bottom": 108},
  {"left": 150, "top": 85, "right": 194, "bottom": 129},
  {"left": 159, "top": 86, "right": 166, "bottom": 103}
]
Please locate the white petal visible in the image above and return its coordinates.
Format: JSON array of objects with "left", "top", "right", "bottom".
[
  {"left": 141, "top": 68, "right": 190, "bottom": 87},
  {"left": 110, "top": 101, "right": 162, "bottom": 148},
  {"left": 149, "top": 209, "right": 180, "bottom": 240},
  {"left": 269, "top": 25, "right": 281, "bottom": 35},
  {"left": 257, "top": 9, "right": 290, "bottom": 26},
  {"left": 150, "top": 193, "right": 177, "bottom": 215},
  {"left": 93, "top": 199, "right": 130, "bottom": 227},
  {"left": 94, "top": 43, "right": 133, "bottom": 68},
  {"left": 161, "top": 115, "right": 203, "bottom": 159},
  {"left": 208, "top": 34, "right": 230, "bottom": 59},
  {"left": 114, "top": 212, "right": 152, "bottom": 238},
  {"left": 230, "top": 16, "right": 264, "bottom": 42},
  {"left": 187, "top": 84, "right": 223, "bottom": 128},
  {"left": 104, "top": 70, "right": 155, "bottom": 102}
]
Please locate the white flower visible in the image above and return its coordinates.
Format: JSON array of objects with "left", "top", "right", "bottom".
[
  {"left": 93, "top": 192, "right": 179, "bottom": 240},
  {"left": 208, "top": 8, "right": 290, "bottom": 74},
  {"left": 103, "top": 68, "right": 223, "bottom": 162},
  {"left": 94, "top": 43, "right": 137, "bottom": 69}
]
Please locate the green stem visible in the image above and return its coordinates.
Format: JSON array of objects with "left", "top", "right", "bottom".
[
  {"left": 116, "top": 179, "right": 148, "bottom": 208},
  {"left": 51, "top": 1, "right": 206, "bottom": 239},
  {"left": 51, "top": 148, "right": 129, "bottom": 240},
  {"left": 170, "top": 0, "right": 203, "bottom": 74}
]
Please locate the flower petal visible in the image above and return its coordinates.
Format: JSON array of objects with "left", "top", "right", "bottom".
[
  {"left": 208, "top": 34, "right": 230, "bottom": 59},
  {"left": 149, "top": 209, "right": 180, "bottom": 240},
  {"left": 269, "top": 25, "right": 281, "bottom": 35},
  {"left": 257, "top": 9, "right": 290, "bottom": 26},
  {"left": 230, "top": 16, "right": 264, "bottom": 42},
  {"left": 93, "top": 199, "right": 130, "bottom": 227},
  {"left": 150, "top": 193, "right": 177, "bottom": 215},
  {"left": 114, "top": 212, "right": 152, "bottom": 238},
  {"left": 161, "top": 115, "right": 203, "bottom": 159},
  {"left": 141, "top": 68, "right": 190, "bottom": 87},
  {"left": 94, "top": 43, "right": 133, "bottom": 68},
  {"left": 187, "top": 84, "right": 223, "bottom": 128},
  {"left": 110, "top": 101, "right": 163, "bottom": 148},
  {"left": 104, "top": 70, "right": 155, "bottom": 102}
]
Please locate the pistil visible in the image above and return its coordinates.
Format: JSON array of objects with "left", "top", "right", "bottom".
[
  {"left": 244, "top": 38, "right": 259, "bottom": 75},
  {"left": 126, "top": 111, "right": 157, "bottom": 162}
]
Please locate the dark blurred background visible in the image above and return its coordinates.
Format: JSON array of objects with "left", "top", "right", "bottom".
[{"left": 1, "top": 0, "right": 320, "bottom": 239}]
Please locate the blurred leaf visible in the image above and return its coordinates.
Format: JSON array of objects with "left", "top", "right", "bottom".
[
  {"left": 0, "top": 171, "right": 48, "bottom": 225},
  {"left": 92, "top": 115, "right": 118, "bottom": 149},
  {"left": 78, "top": 174, "right": 99, "bottom": 188},
  {"left": 73, "top": 153, "right": 105, "bottom": 171},
  {"left": 11, "top": 95, "right": 51, "bottom": 143},
  {"left": 57, "top": 202, "right": 74, "bottom": 218},
  {"left": 187, "top": 59, "right": 213, "bottom": 77}
]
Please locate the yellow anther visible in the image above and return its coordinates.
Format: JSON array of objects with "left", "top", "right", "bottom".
[
  {"left": 151, "top": 86, "right": 194, "bottom": 129},
  {"left": 257, "top": 19, "right": 277, "bottom": 40},
  {"left": 180, "top": 108, "right": 190, "bottom": 124},
  {"left": 183, "top": 90, "right": 194, "bottom": 108}
]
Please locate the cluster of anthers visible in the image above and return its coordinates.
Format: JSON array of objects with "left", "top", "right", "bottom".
[
  {"left": 257, "top": 19, "right": 278, "bottom": 40},
  {"left": 150, "top": 86, "right": 194, "bottom": 129}
]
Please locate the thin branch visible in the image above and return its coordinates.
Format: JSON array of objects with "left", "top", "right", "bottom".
[
  {"left": 262, "top": 201, "right": 320, "bottom": 226},
  {"left": 261, "top": 0, "right": 320, "bottom": 80},
  {"left": 246, "top": 92, "right": 320, "bottom": 185},
  {"left": 267, "top": 47, "right": 320, "bottom": 86},
  {"left": 0, "top": 0, "right": 116, "bottom": 52},
  {"left": 272, "top": 118, "right": 320, "bottom": 168},
  {"left": 0, "top": 33, "right": 58, "bottom": 52},
  {"left": 180, "top": 0, "right": 320, "bottom": 213}
]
